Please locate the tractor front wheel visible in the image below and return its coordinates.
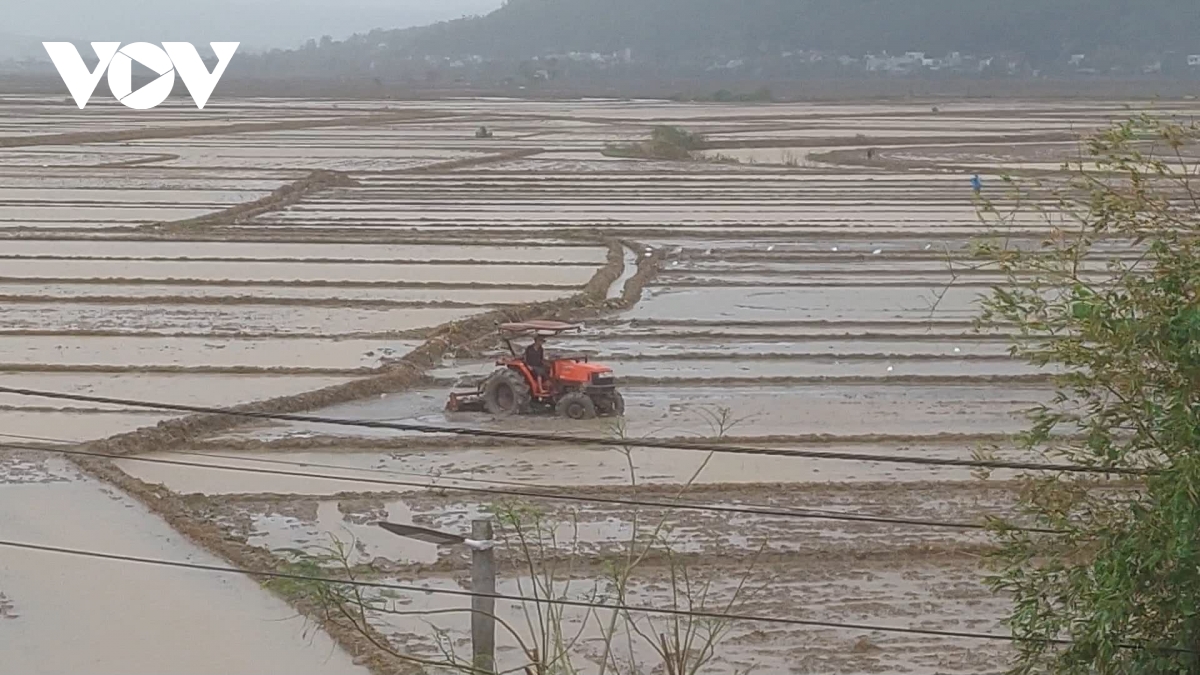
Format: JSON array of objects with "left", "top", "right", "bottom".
[
  {"left": 597, "top": 391, "right": 625, "bottom": 417},
  {"left": 556, "top": 392, "right": 598, "bottom": 420},
  {"left": 482, "top": 368, "right": 532, "bottom": 416}
]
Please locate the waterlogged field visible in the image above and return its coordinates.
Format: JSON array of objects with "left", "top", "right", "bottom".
[{"left": 2, "top": 93, "right": 1189, "bottom": 674}]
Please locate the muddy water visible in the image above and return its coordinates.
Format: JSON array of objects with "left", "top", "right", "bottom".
[
  {"left": 214, "top": 383, "right": 1046, "bottom": 443},
  {"left": 0, "top": 282, "right": 571, "bottom": 306},
  {"left": 402, "top": 482, "right": 1026, "bottom": 557},
  {"left": 677, "top": 258, "right": 1121, "bottom": 274},
  {"left": 0, "top": 457, "right": 366, "bottom": 675},
  {"left": 0, "top": 240, "right": 607, "bottom": 264},
  {"left": 3, "top": 96, "right": 1149, "bottom": 674},
  {"left": 606, "top": 357, "right": 1045, "bottom": 379},
  {"left": 0, "top": 411, "right": 171, "bottom": 442},
  {"left": 0, "top": 373, "right": 351, "bottom": 411},
  {"left": 598, "top": 322, "right": 1007, "bottom": 338},
  {"left": 664, "top": 271, "right": 1039, "bottom": 287},
  {"left": 0, "top": 188, "right": 269, "bottom": 204},
  {"left": 555, "top": 336, "right": 1016, "bottom": 357},
  {"left": 0, "top": 259, "right": 595, "bottom": 286},
  {"left": 118, "top": 440, "right": 1035, "bottom": 496},
  {"left": 237, "top": 499, "right": 440, "bottom": 565},
  {"left": 0, "top": 205, "right": 216, "bottom": 222},
  {"left": 0, "top": 175, "right": 290, "bottom": 191},
  {"left": 606, "top": 244, "right": 640, "bottom": 300},
  {"left": 432, "top": 356, "right": 1043, "bottom": 382},
  {"left": 2, "top": 304, "right": 486, "bottom": 335},
  {"left": 0, "top": 336, "right": 423, "bottom": 370},
  {"left": 626, "top": 286, "right": 982, "bottom": 322},
  {"left": 644, "top": 237, "right": 975, "bottom": 253},
  {"left": 264, "top": 223, "right": 1021, "bottom": 238},
  {"left": 357, "top": 562, "right": 1008, "bottom": 675}
]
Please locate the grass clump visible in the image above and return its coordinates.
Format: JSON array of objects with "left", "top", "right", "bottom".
[{"left": 603, "top": 125, "right": 706, "bottom": 161}]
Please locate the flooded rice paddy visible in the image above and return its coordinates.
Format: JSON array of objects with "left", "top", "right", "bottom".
[{"left": 2, "top": 94, "right": 1187, "bottom": 674}]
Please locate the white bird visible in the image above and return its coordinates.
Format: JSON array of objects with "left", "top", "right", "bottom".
[
  {"left": 831, "top": 246, "right": 839, "bottom": 252},
  {"left": 380, "top": 393, "right": 388, "bottom": 399},
  {"left": 644, "top": 252, "right": 653, "bottom": 258},
  {"left": 704, "top": 248, "right": 713, "bottom": 255},
  {"left": 924, "top": 244, "right": 933, "bottom": 250},
  {"left": 872, "top": 249, "right": 883, "bottom": 255},
  {"left": 767, "top": 245, "right": 776, "bottom": 252},
  {"left": 887, "top": 366, "right": 894, "bottom": 372},
  {"left": 953, "top": 347, "right": 961, "bottom": 353}
]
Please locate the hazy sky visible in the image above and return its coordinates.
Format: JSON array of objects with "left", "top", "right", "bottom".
[{"left": 4, "top": 0, "right": 504, "bottom": 50}]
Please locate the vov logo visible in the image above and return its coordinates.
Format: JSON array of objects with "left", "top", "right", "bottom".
[{"left": 42, "top": 42, "right": 239, "bottom": 110}]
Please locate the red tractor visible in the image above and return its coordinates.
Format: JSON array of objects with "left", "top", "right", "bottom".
[{"left": 445, "top": 321, "right": 624, "bottom": 420}]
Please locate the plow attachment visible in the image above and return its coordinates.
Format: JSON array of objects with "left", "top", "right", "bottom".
[{"left": 446, "top": 390, "right": 486, "bottom": 413}]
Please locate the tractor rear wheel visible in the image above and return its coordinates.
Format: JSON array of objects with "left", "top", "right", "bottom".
[
  {"left": 556, "top": 392, "right": 598, "bottom": 420},
  {"left": 482, "top": 368, "right": 531, "bottom": 416}
]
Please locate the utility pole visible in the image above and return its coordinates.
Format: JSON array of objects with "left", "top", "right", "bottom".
[
  {"left": 377, "top": 518, "right": 497, "bottom": 674},
  {"left": 471, "top": 518, "right": 496, "bottom": 674}
]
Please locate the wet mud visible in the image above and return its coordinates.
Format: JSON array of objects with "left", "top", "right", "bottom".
[{"left": 1, "top": 96, "right": 1169, "bottom": 674}]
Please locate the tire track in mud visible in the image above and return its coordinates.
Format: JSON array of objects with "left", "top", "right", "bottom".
[
  {"left": 425, "top": 374, "right": 1054, "bottom": 388},
  {"left": 582, "top": 331, "right": 1017, "bottom": 342},
  {"left": 0, "top": 231, "right": 603, "bottom": 247},
  {"left": 0, "top": 255, "right": 601, "bottom": 266},
  {"left": 597, "top": 318, "right": 989, "bottom": 330},
  {"left": 613, "top": 374, "right": 1055, "bottom": 386},
  {"left": 649, "top": 279, "right": 1026, "bottom": 289},
  {"left": 0, "top": 295, "right": 500, "bottom": 310},
  {"left": 0, "top": 111, "right": 446, "bottom": 149},
  {"left": 0, "top": 405, "right": 167, "bottom": 415},
  {"left": 188, "top": 431, "right": 1023, "bottom": 454},
  {"left": 135, "top": 149, "right": 545, "bottom": 234},
  {"left": 92, "top": 153, "right": 181, "bottom": 168},
  {"left": 0, "top": 328, "right": 433, "bottom": 340},
  {"left": 693, "top": 130, "right": 1078, "bottom": 152},
  {"left": 810, "top": 146, "right": 1107, "bottom": 177},
  {"left": 577, "top": 352, "right": 1022, "bottom": 362},
  {"left": 0, "top": 277, "right": 584, "bottom": 290},
  {"left": 382, "top": 147, "right": 546, "bottom": 174},
  {"left": 0, "top": 363, "right": 379, "bottom": 376},
  {"left": 153, "top": 169, "right": 361, "bottom": 230}
]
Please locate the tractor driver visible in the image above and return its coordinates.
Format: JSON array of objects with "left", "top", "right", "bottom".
[{"left": 524, "top": 334, "right": 548, "bottom": 383}]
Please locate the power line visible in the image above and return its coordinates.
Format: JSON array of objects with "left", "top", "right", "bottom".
[
  {"left": 4, "top": 538, "right": 1180, "bottom": 654},
  {"left": 3, "top": 441, "right": 1061, "bottom": 535},
  {"left": 0, "top": 431, "right": 72, "bottom": 444},
  {"left": 0, "top": 385, "right": 1151, "bottom": 476}
]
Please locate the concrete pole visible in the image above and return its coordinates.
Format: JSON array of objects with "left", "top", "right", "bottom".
[{"left": 471, "top": 518, "right": 496, "bottom": 673}]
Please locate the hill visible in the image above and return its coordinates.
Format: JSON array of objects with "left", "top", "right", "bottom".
[
  {"left": 367, "top": 0, "right": 1199, "bottom": 61},
  {"left": 223, "top": 0, "right": 1200, "bottom": 91},
  {"left": 0, "top": 33, "right": 54, "bottom": 62}
]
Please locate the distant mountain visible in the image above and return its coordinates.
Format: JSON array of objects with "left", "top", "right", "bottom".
[
  {"left": 3, "top": 0, "right": 503, "bottom": 53},
  {"left": 333, "top": 0, "right": 1200, "bottom": 61},
  {"left": 0, "top": 33, "right": 53, "bottom": 61}
]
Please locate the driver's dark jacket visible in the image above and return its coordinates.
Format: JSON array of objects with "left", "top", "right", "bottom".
[{"left": 524, "top": 344, "right": 545, "bottom": 368}]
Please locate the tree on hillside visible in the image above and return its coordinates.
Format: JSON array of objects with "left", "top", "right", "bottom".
[{"left": 966, "top": 117, "right": 1200, "bottom": 673}]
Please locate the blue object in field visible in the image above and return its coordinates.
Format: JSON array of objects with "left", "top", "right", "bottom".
[{"left": 970, "top": 174, "right": 983, "bottom": 192}]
